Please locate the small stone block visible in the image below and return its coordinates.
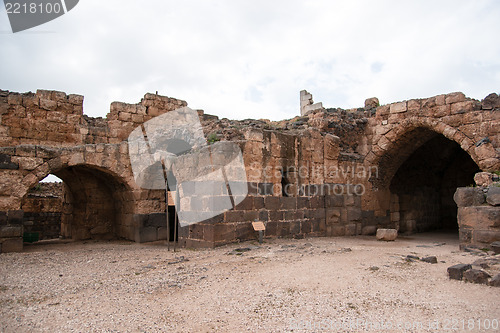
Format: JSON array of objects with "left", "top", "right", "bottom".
[
  {"left": 420, "top": 256, "right": 438, "bottom": 264},
  {"left": 0, "top": 238, "right": 23, "bottom": 253},
  {"left": 463, "top": 269, "right": 491, "bottom": 285},
  {"left": 376, "top": 228, "right": 397, "bottom": 241},
  {"left": 447, "top": 264, "right": 472, "bottom": 280}
]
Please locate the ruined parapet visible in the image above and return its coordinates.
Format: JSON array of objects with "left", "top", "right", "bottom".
[
  {"left": 0, "top": 89, "right": 188, "bottom": 147},
  {"left": 300, "top": 90, "right": 324, "bottom": 116},
  {"left": 106, "top": 93, "right": 187, "bottom": 143},
  {"left": 1, "top": 88, "right": 499, "bottom": 252},
  {"left": 0, "top": 90, "right": 84, "bottom": 147}
]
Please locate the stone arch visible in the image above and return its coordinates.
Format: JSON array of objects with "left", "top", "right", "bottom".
[
  {"left": 366, "top": 117, "right": 495, "bottom": 189},
  {"left": 19, "top": 146, "right": 136, "bottom": 241},
  {"left": 367, "top": 118, "right": 486, "bottom": 234}
]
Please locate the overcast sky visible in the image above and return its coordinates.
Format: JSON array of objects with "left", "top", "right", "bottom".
[{"left": 1, "top": 0, "right": 500, "bottom": 121}]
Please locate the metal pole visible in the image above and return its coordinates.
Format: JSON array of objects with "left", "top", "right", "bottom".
[
  {"left": 174, "top": 188, "right": 179, "bottom": 252},
  {"left": 166, "top": 186, "right": 170, "bottom": 251}
]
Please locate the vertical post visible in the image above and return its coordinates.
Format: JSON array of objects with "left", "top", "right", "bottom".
[
  {"left": 259, "top": 230, "right": 263, "bottom": 244},
  {"left": 174, "top": 188, "right": 180, "bottom": 252},
  {"left": 166, "top": 186, "right": 170, "bottom": 251},
  {"left": 174, "top": 207, "right": 178, "bottom": 252}
]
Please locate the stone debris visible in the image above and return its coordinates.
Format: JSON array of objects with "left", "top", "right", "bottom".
[
  {"left": 364, "top": 97, "right": 380, "bottom": 109},
  {"left": 420, "top": 256, "right": 438, "bottom": 264},
  {"left": 489, "top": 274, "right": 500, "bottom": 287},
  {"left": 472, "top": 257, "right": 500, "bottom": 268},
  {"left": 376, "top": 229, "right": 398, "bottom": 241},
  {"left": 463, "top": 269, "right": 491, "bottom": 285},
  {"left": 167, "top": 256, "right": 189, "bottom": 265},
  {"left": 0, "top": 88, "right": 498, "bottom": 253},
  {"left": 1, "top": 237, "right": 500, "bottom": 331},
  {"left": 491, "top": 241, "right": 500, "bottom": 255},
  {"left": 447, "top": 264, "right": 472, "bottom": 280}
]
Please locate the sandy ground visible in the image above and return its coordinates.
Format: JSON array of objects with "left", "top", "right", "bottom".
[{"left": 1, "top": 233, "right": 499, "bottom": 333}]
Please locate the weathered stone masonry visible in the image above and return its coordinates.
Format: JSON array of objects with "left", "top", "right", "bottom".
[{"left": 0, "top": 88, "right": 498, "bottom": 253}]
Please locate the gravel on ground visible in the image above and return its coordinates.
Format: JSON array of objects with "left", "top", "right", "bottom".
[{"left": 1, "top": 233, "right": 499, "bottom": 332}]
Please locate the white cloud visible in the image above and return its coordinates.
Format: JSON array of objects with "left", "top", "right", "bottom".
[{"left": 0, "top": 0, "right": 499, "bottom": 120}]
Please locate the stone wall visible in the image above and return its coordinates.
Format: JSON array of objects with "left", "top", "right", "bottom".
[
  {"left": 21, "top": 182, "right": 63, "bottom": 240},
  {"left": 0, "top": 88, "right": 499, "bottom": 253},
  {"left": 454, "top": 173, "right": 500, "bottom": 249}
]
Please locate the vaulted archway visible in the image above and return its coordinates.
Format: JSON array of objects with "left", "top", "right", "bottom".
[
  {"left": 21, "top": 163, "right": 134, "bottom": 241},
  {"left": 388, "top": 132, "right": 479, "bottom": 233}
]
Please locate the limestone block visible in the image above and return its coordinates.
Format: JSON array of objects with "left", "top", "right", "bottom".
[
  {"left": 389, "top": 102, "right": 407, "bottom": 113},
  {"left": 7, "top": 94, "right": 22, "bottom": 105},
  {"left": 364, "top": 97, "right": 379, "bottom": 109},
  {"left": 474, "top": 172, "right": 498, "bottom": 187},
  {"left": 458, "top": 206, "right": 500, "bottom": 229},
  {"left": 0, "top": 226, "right": 22, "bottom": 237},
  {"left": 445, "top": 92, "right": 466, "bottom": 104},
  {"left": 361, "top": 225, "right": 377, "bottom": 235},
  {"left": 447, "top": 264, "right": 471, "bottom": 280},
  {"left": 376, "top": 228, "right": 397, "bottom": 241},
  {"left": 474, "top": 144, "right": 497, "bottom": 162},
  {"left": 324, "top": 134, "right": 340, "bottom": 160},
  {"left": 0, "top": 238, "right": 23, "bottom": 253},
  {"left": 453, "top": 187, "right": 485, "bottom": 207},
  {"left": 451, "top": 101, "right": 476, "bottom": 114},
  {"left": 118, "top": 112, "right": 131, "bottom": 121},
  {"left": 147, "top": 106, "right": 161, "bottom": 117},
  {"left": 12, "top": 157, "right": 43, "bottom": 171},
  {"left": 16, "top": 145, "right": 37, "bottom": 157},
  {"left": 131, "top": 114, "right": 144, "bottom": 123},
  {"left": 463, "top": 269, "right": 491, "bottom": 285},
  {"left": 431, "top": 105, "right": 450, "bottom": 118},
  {"left": 244, "top": 129, "right": 264, "bottom": 142},
  {"left": 407, "top": 99, "right": 421, "bottom": 111},
  {"left": 490, "top": 274, "right": 500, "bottom": 287},
  {"left": 482, "top": 93, "right": 500, "bottom": 109},
  {"left": 347, "top": 207, "right": 361, "bottom": 221},
  {"left": 473, "top": 230, "right": 500, "bottom": 244},
  {"left": 490, "top": 241, "right": 500, "bottom": 254},
  {"left": 7, "top": 210, "right": 23, "bottom": 224},
  {"left": 435, "top": 94, "right": 446, "bottom": 106},
  {"left": 486, "top": 186, "right": 500, "bottom": 206},
  {"left": 326, "top": 208, "right": 341, "bottom": 225},
  {"left": 135, "top": 226, "right": 158, "bottom": 243},
  {"left": 391, "top": 211, "right": 400, "bottom": 222},
  {"left": 377, "top": 135, "right": 391, "bottom": 151},
  {"left": 39, "top": 98, "right": 57, "bottom": 111},
  {"left": 345, "top": 223, "right": 357, "bottom": 236},
  {"left": 68, "top": 94, "right": 84, "bottom": 105}
]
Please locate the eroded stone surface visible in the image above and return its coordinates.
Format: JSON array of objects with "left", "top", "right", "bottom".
[
  {"left": 447, "top": 264, "right": 472, "bottom": 280},
  {"left": 0, "top": 89, "right": 499, "bottom": 252},
  {"left": 376, "top": 228, "right": 398, "bottom": 241}
]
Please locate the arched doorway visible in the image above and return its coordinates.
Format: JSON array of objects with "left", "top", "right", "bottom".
[
  {"left": 389, "top": 130, "right": 479, "bottom": 234},
  {"left": 22, "top": 165, "right": 133, "bottom": 241},
  {"left": 21, "top": 175, "right": 64, "bottom": 242}
]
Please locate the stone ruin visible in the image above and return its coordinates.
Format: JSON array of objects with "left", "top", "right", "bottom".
[{"left": 0, "top": 88, "right": 498, "bottom": 253}]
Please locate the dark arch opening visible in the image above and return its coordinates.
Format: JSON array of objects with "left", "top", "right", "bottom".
[
  {"left": 22, "top": 165, "right": 133, "bottom": 242},
  {"left": 21, "top": 176, "right": 64, "bottom": 242},
  {"left": 389, "top": 133, "right": 480, "bottom": 234}
]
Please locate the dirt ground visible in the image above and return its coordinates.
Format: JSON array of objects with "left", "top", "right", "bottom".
[{"left": 1, "top": 233, "right": 499, "bottom": 333}]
